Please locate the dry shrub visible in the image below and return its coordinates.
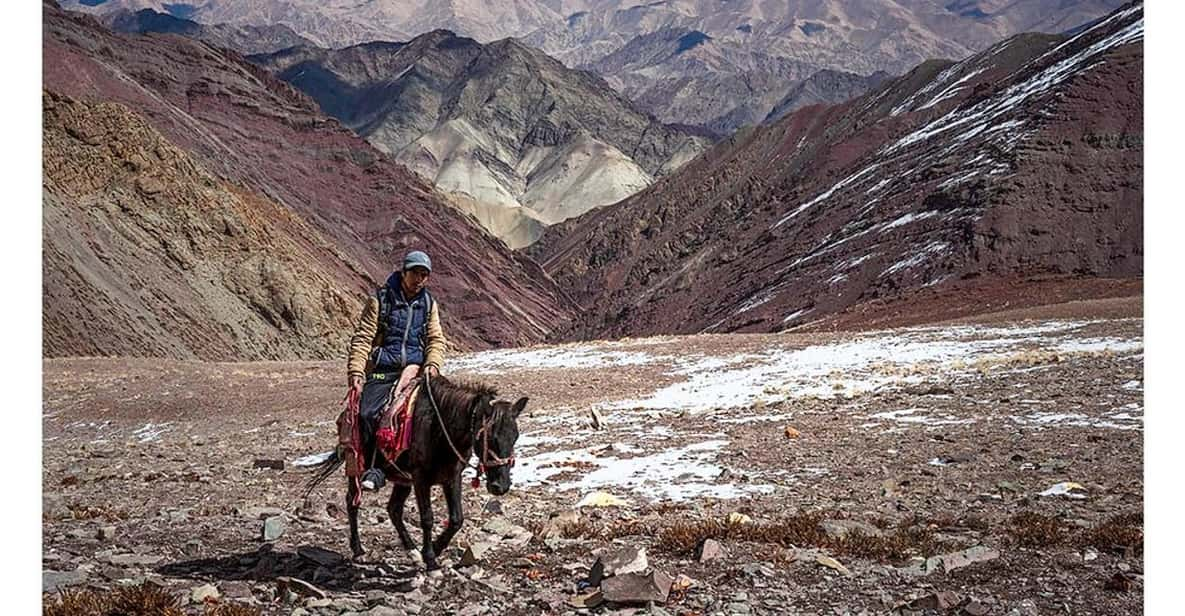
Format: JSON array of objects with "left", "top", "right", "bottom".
[
  {"left": 1078, "top": 512, "right": 1143, "bottom": 554},
  {"left": 654, "top": 512, "right": 952, "bottom": 562},
  {"left": 44, "top": 583, "right": 183, "bottom": 616},
  {"left": 1009, "top": 511, "right": 1142, "bottom": 553},
  {"left": 204, "top": 603, "right": 263, "bottom": 616},
  {"left": 1008, "top": 511, "right": 1069, "bottom": 547}
]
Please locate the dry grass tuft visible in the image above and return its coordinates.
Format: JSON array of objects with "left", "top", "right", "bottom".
[
  {"left": 1008, "top": 511, "right": 1143, "bottom": 553},
  {"left": 203, "top": 603, "right": 263, "bottom": 616},
  {"left": 1078, "top": 512, "right": 1143, "bottom": 554},
  {"left": 653, "top": 512, "right": 952, "bottom": 561},
  {"left": 44, "top": 583, "right": 184, "bottom": 616},
  {"left": 1008, "top": 511, "right": 1069, "bottom": 547}
]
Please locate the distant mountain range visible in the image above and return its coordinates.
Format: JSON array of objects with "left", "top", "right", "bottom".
[
  {"left": 43, "top": 1, "right": 576, "bottom": 360},
  {"left": 62, "top": 0, "right": 1127, "bottom": 135},
  {"left": 248, "top": 32, "right": 708, "bottom": 249},
  {"left": 532, "top": 2, "right": 1143, "bottom": 339}
]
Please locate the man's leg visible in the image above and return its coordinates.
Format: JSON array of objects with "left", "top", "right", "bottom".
[{"left": 358, "top": 375, "right": 397, "bottom": 488}]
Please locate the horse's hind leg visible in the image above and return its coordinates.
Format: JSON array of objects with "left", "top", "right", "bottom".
[
  {"left": 387, "top": 484, "right": 415, "bottom": 550},
  {"left": 432, "top": 477, "right": 463, "bottom": 555},
  {"left": 413, "top": 479, "right": 439, "bottom": 570},
  {"left": 347, "top": 480, "right": 365, "bottom": 559}
]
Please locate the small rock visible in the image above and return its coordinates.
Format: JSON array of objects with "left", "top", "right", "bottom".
[
  {"left": 726, "top": 602, "right": 752, "bottom": 614},
  {"left": 591, "top": 545, "right": 649, "bottom": 582},
  {"left": 43, "top": 569, "right": 88, "bottom": 593},
  {"left": 367, "top": 606, "right": 401, "bottom": 616},
  {"left": 783, "top": 426, "right": 801, "bottom": 439},
  {"left": 275, "top": 576, "right": 326, "bottom": 599},
  {"left": 482, "top": 500, "right": 503, "bottom": 515},
  {"left": 253, "top": 459, "right": 285, "bottom": 470},
  {"left": 1084, "top": 548, "right": 1099, "bottom": 562},
  {"left": 539, "top": 510, "right": 581, "bottom": 540},
  {"left": 924, "top": 546, "right": 1000, "bottom": 574},
  {"left": 1105, "top": 572, "right": 1137, "bottom": 592},
  {"left": 190, "top": 583, "right": 221, "bottom": 603},
  {"left": 221, "top": 580, "right": 253, "bottom": 600},
  {"left": 590, "top": 408, "right": 605, "bottom": 430},
  {"left": 909, "top": 591, "right": 961, "bottom": 610},
  {"left": 819, "top": 519, "right": 883, "bottom": 540},
  {"left": 262, "top": 516, "right": 285, "bottom": 542},
  {"left": 575, "top": 491, "right": 628, "bottom": 508},
  {"left": 672, "top": 574, "right": 698, "bottom": 591},
  {"left": 601, "top": 571, "right": 673, "bottom": 605},
  {"left": 816, "top": 554, "right": 851, "bottom": 576},
  {"left": 568, "top": 590, "right": 604, "bottom": 609},
  {"left": 98, "top": 526, "right": 117, "bottom": 541},
  {"left": 297, "top": 545, "right": 344, "bottom": 567},
  {"left": 962, "top": 600, "right": 992, "bottom": 616},
  {"left": 727, "top": 512, "right": 753, "bottom": 525},
  {"left": 462, "top": 542, "right": 495, "bottom": 566},
  {"left": 696, "top": 538, "right": 725, "bottom": 562}
]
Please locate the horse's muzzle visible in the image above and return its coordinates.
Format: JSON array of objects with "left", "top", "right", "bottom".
[{"left": 486, "top": 472, "right": 511, "bottom": 496}]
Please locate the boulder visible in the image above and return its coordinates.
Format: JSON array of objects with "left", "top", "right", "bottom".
[
  {"left": 589, "top": 546, "right": 648, "bottom": 585},
  {"left": 696, "top": 538, "right": 725, "bottom": 561},
  {"left": 601, "top": 571, "right": 673, "bottom": 605}
]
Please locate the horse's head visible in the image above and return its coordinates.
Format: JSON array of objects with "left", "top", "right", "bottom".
[{"left": 476, "top": 396, "right": 527, "bottom": 496}]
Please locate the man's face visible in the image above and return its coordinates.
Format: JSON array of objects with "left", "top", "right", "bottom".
[{"left": 401, "top": 267, "right": 430, "bottom": 295}]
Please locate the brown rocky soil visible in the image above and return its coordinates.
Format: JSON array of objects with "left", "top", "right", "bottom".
[{"left": 43, "top": 301, "right": 1143, "bottom": 615}]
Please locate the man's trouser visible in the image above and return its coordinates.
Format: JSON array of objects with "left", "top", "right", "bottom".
[{"left": 359, "top": 365, "right": 420, "bottom": 466}]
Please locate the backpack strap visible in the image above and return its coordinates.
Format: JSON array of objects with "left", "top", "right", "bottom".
[{"left": 375, "top": 286, "right": 391, "bottom": 343}]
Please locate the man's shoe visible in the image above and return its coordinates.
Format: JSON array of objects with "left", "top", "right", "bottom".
[{"left": 361, "top": 467, "right": 386, "bottom": 491}]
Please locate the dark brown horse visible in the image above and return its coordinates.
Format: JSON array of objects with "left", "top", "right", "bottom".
[{"left": 305, "top": 375, "right": 526, "bottom": 570}]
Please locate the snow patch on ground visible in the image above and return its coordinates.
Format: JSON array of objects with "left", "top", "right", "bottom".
[{"left": 452, "top": 346, "right": 668, "bottom": 374}]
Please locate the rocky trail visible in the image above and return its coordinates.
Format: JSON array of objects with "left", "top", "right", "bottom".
[{"left": 42, "top": 303, "right": 1143, "bottom": 615}]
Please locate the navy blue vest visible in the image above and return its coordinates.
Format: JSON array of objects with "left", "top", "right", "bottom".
[{"left": 372, "top": 275, "right": 432, "bottom": 370}]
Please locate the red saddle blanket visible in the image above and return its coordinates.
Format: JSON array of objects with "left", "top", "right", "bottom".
[{"left": 376, "top": 385, "right": 420, "bottom": 463}]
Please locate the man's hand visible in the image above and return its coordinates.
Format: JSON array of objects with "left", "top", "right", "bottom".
[{"left": 348, "top": 374, "right": 363, "bottom": 394}]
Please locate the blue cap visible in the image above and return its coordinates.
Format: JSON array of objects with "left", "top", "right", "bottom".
[{"left": 403, "top": 250, "right": 432, "bottom": 272}]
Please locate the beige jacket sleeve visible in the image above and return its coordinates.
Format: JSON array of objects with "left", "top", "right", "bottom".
[
  {"left": 346, "top": 296, "right": 380, "bottom": 379},
  {"left": 423, "top": 301, "right": 446, "bottom": 371}
]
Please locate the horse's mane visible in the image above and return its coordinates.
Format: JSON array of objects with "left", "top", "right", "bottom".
[{"left": 427, "top": 376, "right": 497, "bottom": 415}]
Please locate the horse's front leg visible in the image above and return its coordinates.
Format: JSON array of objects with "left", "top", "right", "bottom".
[
  {"left": 347, "top": 479, "right": 364, "bottom": 559},
  {"left": 413, "top": 479, "right": 439, "bottom": 570},
  {"left": 388, "top": 483, "right": 415, "bottom": 550},
  {"left": 432, "top": 473, "right": 464, "bottom": 555}
]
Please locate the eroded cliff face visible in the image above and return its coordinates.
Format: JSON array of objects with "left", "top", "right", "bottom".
[
  {"left": 250, "top": 33, "right": 707, "bottom": 249},
  {"left": 537, "top": 5, "right": 1143, "bottom": 340},
  {"left": 43, "top": 91, "right": 360, "bottom": 360},
  {"left": 42, "top": 4, "right": 577, "bottom": 360}
]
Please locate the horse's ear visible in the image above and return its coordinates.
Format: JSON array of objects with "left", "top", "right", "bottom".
[{"left": 511, "top": 397, "right": 529, "bottom": 418}]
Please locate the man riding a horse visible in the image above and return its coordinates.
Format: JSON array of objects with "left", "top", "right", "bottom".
[
  {"left": 310, "top": 250, "right": 528, "bottom": 570},
  {"left": 345, "top": 250, "right": 445, "bottom": 491}
]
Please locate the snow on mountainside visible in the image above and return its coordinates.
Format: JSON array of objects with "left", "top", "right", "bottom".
[{"left": 535, "top": 2, "right": 1142, "bottom": 341}]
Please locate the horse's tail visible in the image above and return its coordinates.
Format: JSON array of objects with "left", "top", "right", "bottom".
[{"left": 301, "top": 450, "right": 343, "bottom": 500}]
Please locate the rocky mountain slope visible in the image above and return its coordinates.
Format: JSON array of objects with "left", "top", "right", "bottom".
[
  {"left": 42, "top": 2, "right": 577, "bottom": 360},
  {"left": 62, "top": 1, "right": 1125, "bottom": 134},
  {"left": 100, "top": 8, "right": 314, "bottom": 55},
  {"left": 249, "top": 32, "right": 707, "bottom": 248},
  {"left": 577, "top": 27, "right": 887, "bottom": 136},
  {"left": 534, "top": 3, "right": 1143, "bottom": 340}
]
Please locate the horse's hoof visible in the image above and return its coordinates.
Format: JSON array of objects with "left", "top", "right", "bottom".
[{"left": 351, "top": 548, "right": 366, "bottom": 561}]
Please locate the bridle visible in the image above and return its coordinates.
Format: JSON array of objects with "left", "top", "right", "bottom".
[{"left": 424, "top": 372, "right": 515, "bottom": 487}]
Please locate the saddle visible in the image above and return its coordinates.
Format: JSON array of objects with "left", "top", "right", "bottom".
[
  {"left": 375, "top": 384, "right": 420, "bottom": 465},
  {"left": 336, "top": 381, "right": 421, "bottom": 480}
]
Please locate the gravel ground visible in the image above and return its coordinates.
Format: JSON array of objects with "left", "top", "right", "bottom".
[{"left": 43, "top": 311, "right": 1144, "bottom": 615}]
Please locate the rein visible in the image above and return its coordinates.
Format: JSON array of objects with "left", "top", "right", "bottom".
[{"left": 423, "top": 373, "right": 515, "bottom": 488}]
